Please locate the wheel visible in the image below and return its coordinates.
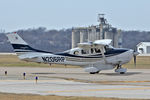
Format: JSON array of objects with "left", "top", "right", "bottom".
[
  {"left": 115, "top": 66, "right": 127, "bottom": 74},
  {"left": 90, "top": 72, "right": 96, "bottom": 74},
  {"left": 90, "top": 71, "right": 100, "bottom": 74},
  {"left": 120, "top": 72, "right": 125, "bottom": 74}
]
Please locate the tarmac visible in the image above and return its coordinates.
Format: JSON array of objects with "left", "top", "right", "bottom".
[{"left": 0, "top": 67, "right": 150, "bottom": 99}]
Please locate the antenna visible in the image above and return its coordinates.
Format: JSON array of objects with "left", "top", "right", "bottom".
[{"left": 98, "top": 14, "right": 106, "bottom": 24}]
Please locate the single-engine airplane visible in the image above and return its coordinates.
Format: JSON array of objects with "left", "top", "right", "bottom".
[{"left": 6, "top": 32, "right": 138, "bottom": 74}]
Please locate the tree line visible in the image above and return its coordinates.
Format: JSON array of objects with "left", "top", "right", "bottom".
[{"left": 0, "top": 27, "right": 150, "bottom": 52}]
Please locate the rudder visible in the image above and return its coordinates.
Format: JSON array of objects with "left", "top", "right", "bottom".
[{"left": 6, "top": 32, "right": 35, "bottom": 54}]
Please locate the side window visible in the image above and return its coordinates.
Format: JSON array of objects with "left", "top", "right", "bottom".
[
  {"left": 81, "top": 50, "right": 86, "bottom": 54},
  {"left": 81, "top": 49, "right": 89, "bottom": 54},
  {"left": 74, "top": 51, "right": 79, "bottom": 55},
  {"left": 95, "top": 48, "right": 101, "bottom": 53},
  {"left": 91, "top": 48, "right": 94, "bottom": 54}
]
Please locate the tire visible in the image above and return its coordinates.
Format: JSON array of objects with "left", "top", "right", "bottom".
[
  {"left": 90, "top": 71, "right": 100, "bottom": 74},
  {"left": 90, "top": 72, "right": 96, "bottom": 74},
  {"left": 120, "top": 72, "right": 125, "bottom": 74}
]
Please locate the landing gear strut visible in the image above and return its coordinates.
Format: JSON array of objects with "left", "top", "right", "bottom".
[{"left": 115, "top": 64, "right": 127, "bottom": 74}]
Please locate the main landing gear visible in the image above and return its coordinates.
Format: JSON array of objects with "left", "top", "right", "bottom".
[
  {"left": 90, "top": 71, "right": 100, "bottom": 74},
  {"left": 115, "top": 64, "right": 127, "bottom": 74}
]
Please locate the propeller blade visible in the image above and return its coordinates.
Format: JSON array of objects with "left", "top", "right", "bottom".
[
  {"left": 133, "top": 47, "right": 139, "bottom": 68},
  {"left": 133, "top": 55, "right": 136, "bottom": 68}
]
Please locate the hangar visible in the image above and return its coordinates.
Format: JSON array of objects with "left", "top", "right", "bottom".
[{"left": 137, "top": 42, "right": 150, "bottom": 54}]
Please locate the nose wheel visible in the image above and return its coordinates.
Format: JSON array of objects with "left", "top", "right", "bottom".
[{"left": 115, "top": 65, "right": 127, "bottom": 74}]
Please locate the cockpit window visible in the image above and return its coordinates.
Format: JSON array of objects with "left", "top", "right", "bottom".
[{"left": 105, "top": 45, "right": 113, "bottom": 51}]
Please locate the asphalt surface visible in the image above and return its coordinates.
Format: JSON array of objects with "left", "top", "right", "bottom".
[{"left": 0, "top": 67, "right": 150, "bottom": 99}]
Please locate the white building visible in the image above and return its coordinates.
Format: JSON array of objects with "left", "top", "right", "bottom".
[{"left": 137, "top": 42, "right": 150, "bottom": 54}]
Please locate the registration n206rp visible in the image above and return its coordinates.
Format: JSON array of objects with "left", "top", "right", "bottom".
[{"left": 42, "top": 56, "right": 65, "bottom": 62}]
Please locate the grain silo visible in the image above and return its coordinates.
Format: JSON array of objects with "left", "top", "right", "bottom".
[
  {"left": 72, "top": 29, "right": 80, "bottom": 48},
  {"left": 71, "top": 14, "right": 122, "bottom": 48},
  {"left": 80, "top": 28, "right": 88, "bottom": 43}
]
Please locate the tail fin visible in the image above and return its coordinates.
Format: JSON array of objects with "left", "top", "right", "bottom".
[{"left": 6, "top": 32, "right": 36, "bottom": 55}]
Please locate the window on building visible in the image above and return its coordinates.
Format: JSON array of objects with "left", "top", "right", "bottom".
[
  {"left": 147, "top": 46, "right": 150, "bottom": 53},
  {"left": 139, "top": 48, "right": 144, "bottom": 54}
]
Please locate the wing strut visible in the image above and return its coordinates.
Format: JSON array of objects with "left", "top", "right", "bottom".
[{"left": 100, "top": 46, "right": 107, "bottom": 64}]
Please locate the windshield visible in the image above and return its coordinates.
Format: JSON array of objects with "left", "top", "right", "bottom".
[{"left": 105, "top": 45, "right": 113, "bottom": 51}]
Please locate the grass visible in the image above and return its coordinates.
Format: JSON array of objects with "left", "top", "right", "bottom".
[
  {"left": 0, "top": 93, "right": 147, "bottom": 100},
  {"left": 123, "top": 56, "right": 150, "bottom": 69},
  {"left": 0, "top": 55, "right": 149, "bottom": 100},
  {"left": 0, "top": 54, "right": 150, "bottom": 68},
  {"left": 0, "top": 55, "right": 49, "bottom": 67},
  {"left": 0, "top": 54, "right": 78, "bottom": 68}
]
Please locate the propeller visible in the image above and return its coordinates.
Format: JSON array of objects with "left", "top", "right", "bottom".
[
  {"left": 133, "top": 54, "right": 136, "bottom": 67},
  {"left": 133, "top": 49, "right": 139, "bottom": 68}
]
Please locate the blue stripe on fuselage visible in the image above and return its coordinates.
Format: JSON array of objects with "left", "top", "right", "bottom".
[
  {"left": 56, "top": 48, "right": 128, "bottom": 58},
  {"left": 12, "top": 44, "right": 52, "bottom": 53},
  {"left": 11, "top": 44, "right": 128, "bottom": 58}
]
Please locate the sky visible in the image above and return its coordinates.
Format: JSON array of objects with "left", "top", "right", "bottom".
[{"left": 0, "top": 0, "right": 150, "bottom": 32}]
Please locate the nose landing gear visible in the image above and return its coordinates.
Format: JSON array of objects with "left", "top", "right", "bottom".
[{"left": 115, "top": 64, "right": 127, "bottom": 74}]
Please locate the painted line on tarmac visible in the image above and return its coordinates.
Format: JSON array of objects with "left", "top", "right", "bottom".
[
  {"left": 45, "top": 87, "right": 150, "bottom": 93},
  {"left": 90, "top": 81, "right": 150, "bottom": 84},
  {"left": 0, "top": 80, "right": 66, "bottom": 82},
  {"left": 37, "top": 76, "right": 150, "bottom": 84},
  {"left": 93, "top": 81, "right": 150, "bottom": 86},
  {"left": 103, "top": 81, "right": 150, "bottom": 83}
]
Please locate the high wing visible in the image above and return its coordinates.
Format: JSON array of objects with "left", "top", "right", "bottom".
[
  {"left": 78, "top": 39, "right": 112, "bottom": 48},
  {"left": 78, "top": 39, "right": 112, "bottom": 73},
  {"left": 94, "top": 39, "right": 112, "bottom": 63},
  {"left": 78, "top": 42, "right": 92, "bottom": 48},
  {"left": 93, "top": 39, "right": 112, "bottom": 46},
  {"left": 77, "top": 39, "right": 112, "bottom": 63}
]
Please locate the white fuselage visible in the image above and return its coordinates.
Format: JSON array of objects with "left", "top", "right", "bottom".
[
  {"left": 19, "top": 49, "right": 133, "bottom": 71},
  {"left": 6, "top": 33, "right": 135, "bottom": 73}
]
